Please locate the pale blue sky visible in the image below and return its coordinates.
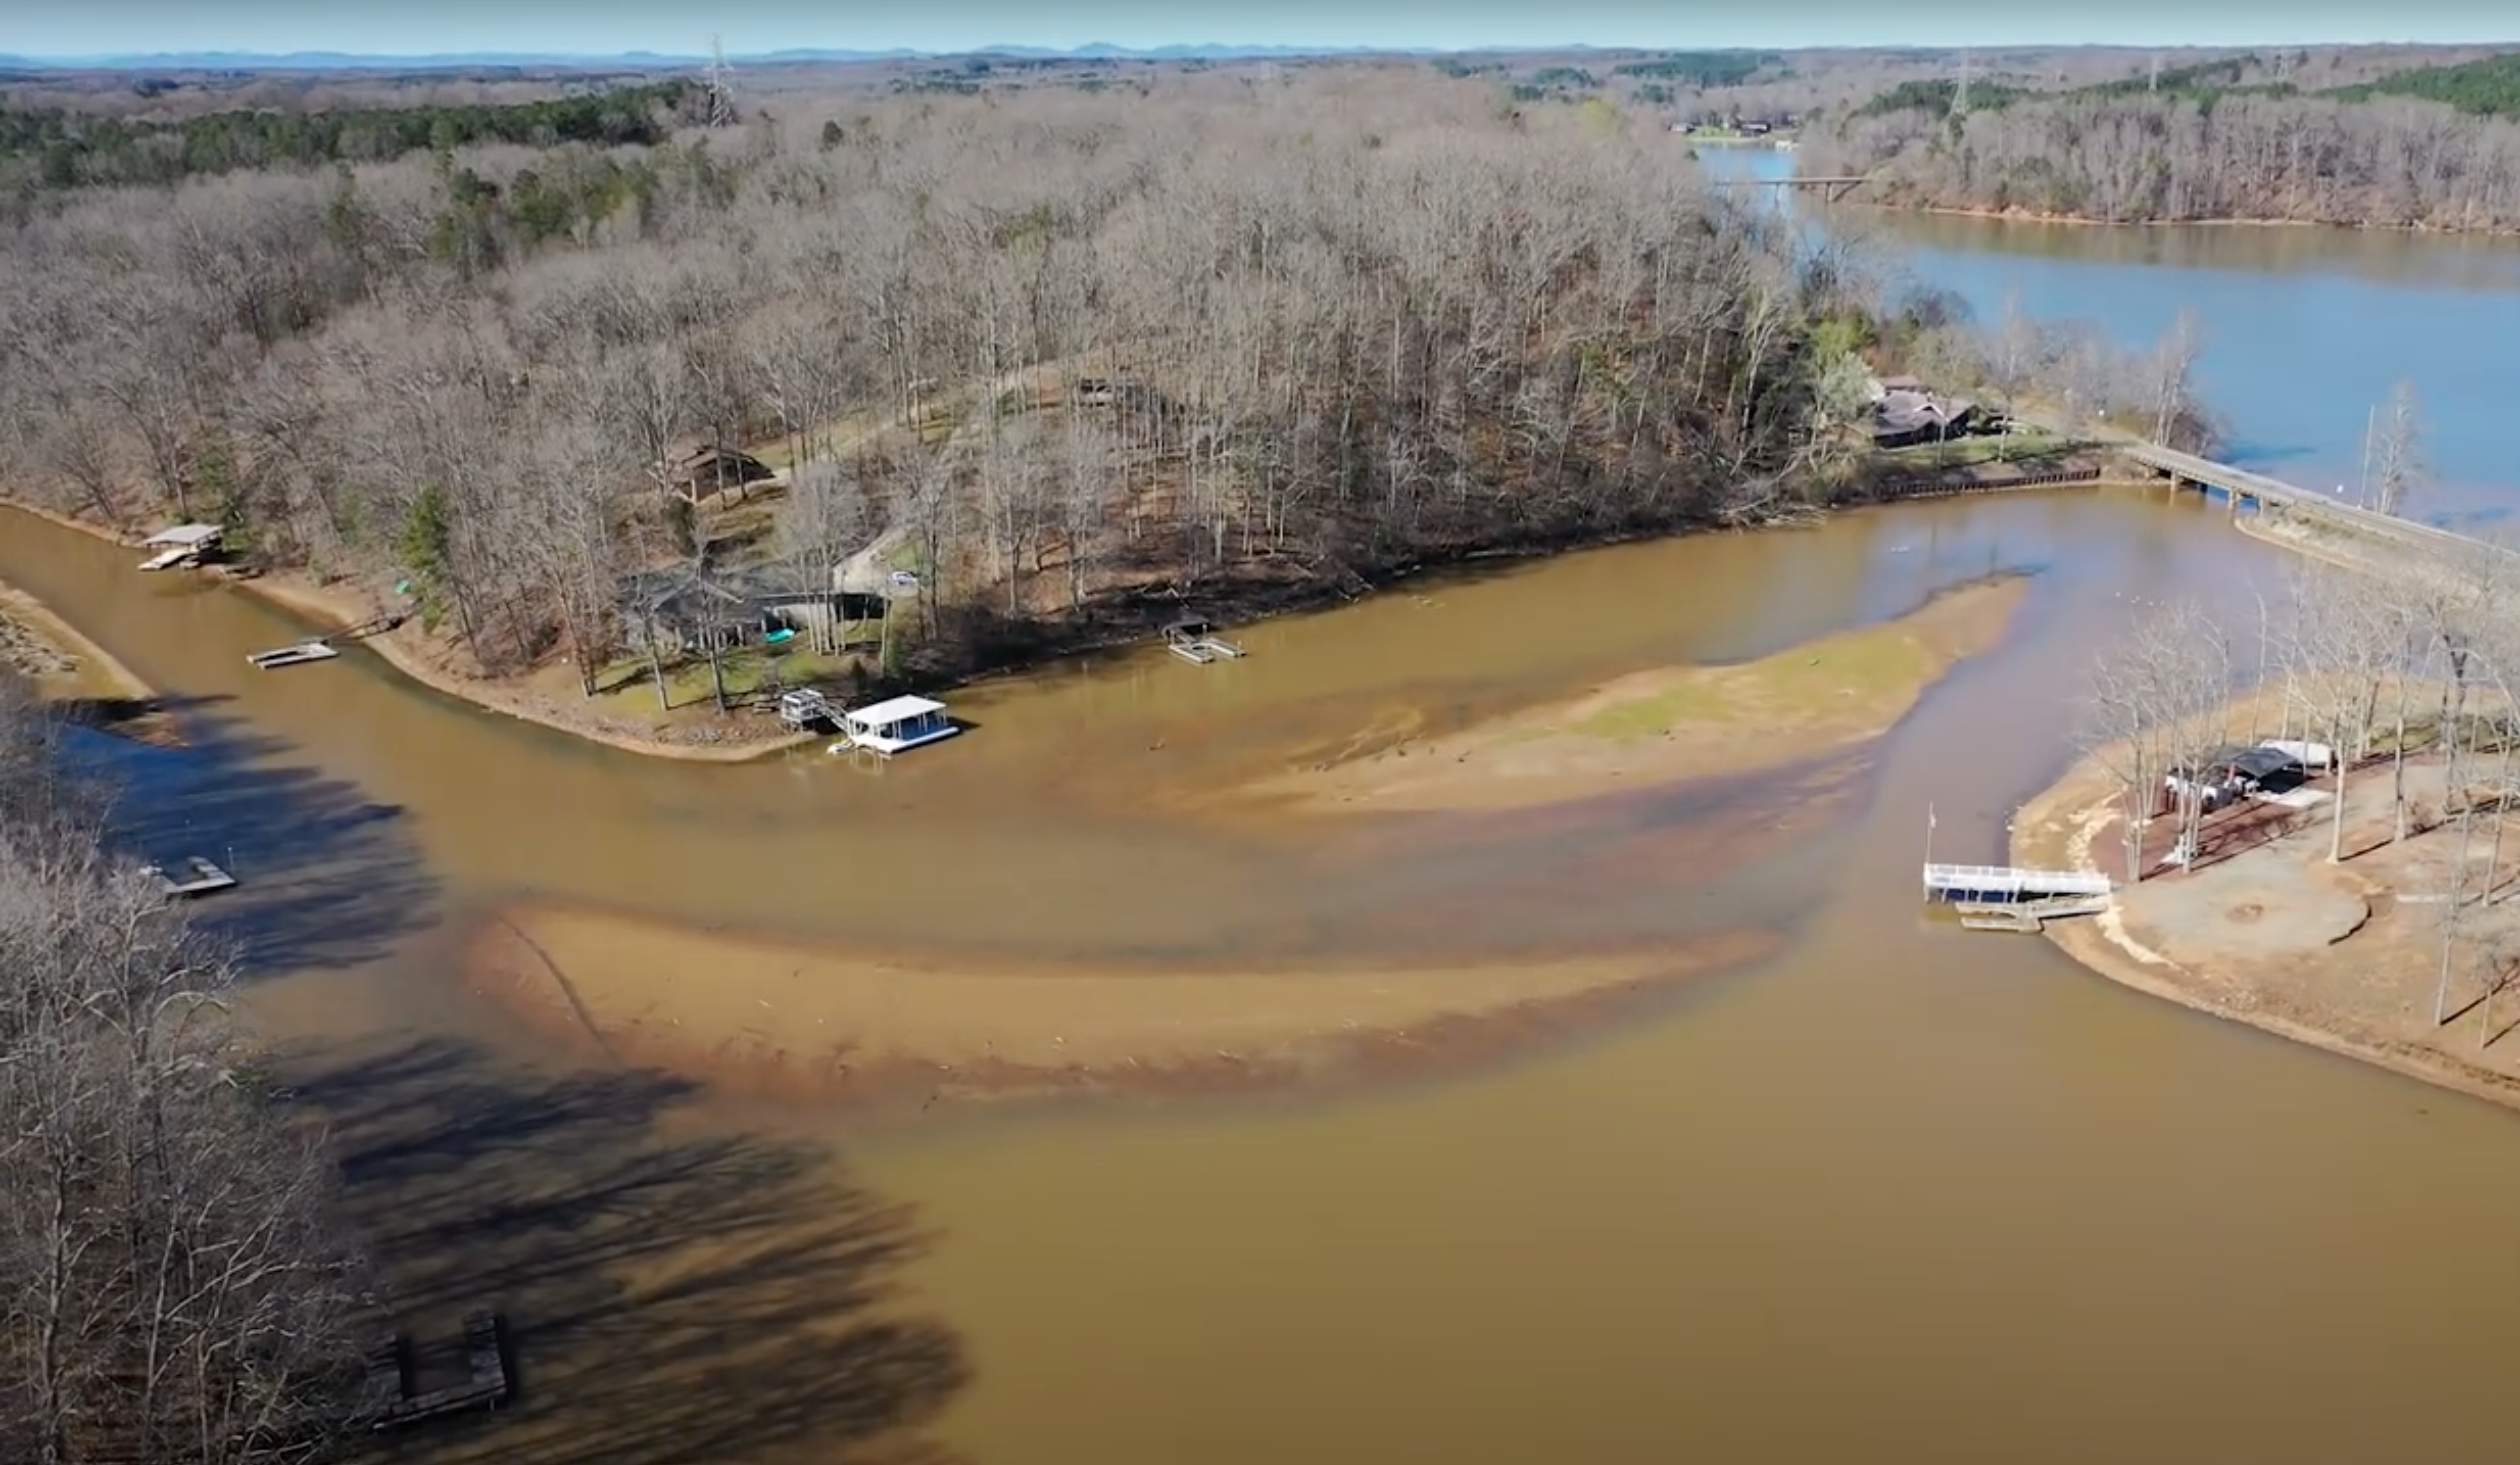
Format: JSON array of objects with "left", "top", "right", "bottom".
[{"left": 8, "top": 1, "right": 2513, "bottom": 60}]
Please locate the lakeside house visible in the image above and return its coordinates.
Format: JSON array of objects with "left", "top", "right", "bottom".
[{"left": 1871, "top": 389, "right": 1981, "bottom": 450}]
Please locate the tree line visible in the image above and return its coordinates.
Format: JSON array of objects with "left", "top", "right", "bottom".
[
  {"left": 0, "top": 680, "right": 367, "bottom": 1462},
  {"left": 0, "top": 80, "right": 692, "bottom": 195},
  {"left": 0, "top": 70, "right": 2180, "bottom": 699},
  {"left": 1804, "top": 55, "right": 2520, "bottom": 229}
]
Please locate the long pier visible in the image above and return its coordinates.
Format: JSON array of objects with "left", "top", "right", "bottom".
[{"left": 2014, "top": 410, "right": 2486, "bottom": 556}]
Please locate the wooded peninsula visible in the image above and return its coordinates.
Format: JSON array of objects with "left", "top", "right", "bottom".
[{"left": 0, "top": 60, "right": 2187, "bottom": 750}]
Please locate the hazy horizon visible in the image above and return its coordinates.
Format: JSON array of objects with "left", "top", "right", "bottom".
[{"left": 8, "top": 1, "right": 2515, "bottom": 62}]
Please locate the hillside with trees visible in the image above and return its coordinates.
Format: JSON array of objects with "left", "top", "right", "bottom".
[
  {"left": 1802, "top": 50, "right": 2520, "bottom": 229},
  {"left": 0, "top": 66, "right": 2177, "bottom": 724}
]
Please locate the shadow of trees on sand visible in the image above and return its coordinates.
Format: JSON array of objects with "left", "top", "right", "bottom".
[{"left": 285, "top": 1037, "right": 969, "bottom": 1465}]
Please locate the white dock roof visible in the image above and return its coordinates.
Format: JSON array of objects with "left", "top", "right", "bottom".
[
  {"left": 143, "top": 524, "right": 223, "bottom": 548},
  {"left": 845, "top": 694, "right": 947, "bottom": 728}
]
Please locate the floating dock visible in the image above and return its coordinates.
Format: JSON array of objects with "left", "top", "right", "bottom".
[
  {"left": 246, "top": 641, "right": 340, "bottom": 670},
  {"left": 1950, "top": 894, "right": 2114, "bottom": 933},
  {"left": 145, "top": 856, "right": 236, "bottom": 899},
  {"left": 828, "top": 694, "right": 959, "bottom": 757},
  {"left": 367, "top": 1310, "right": 511, "bottom": 1432},
  {"left": 1163, "top": 618, "right": 1246, "bottom": 665}
]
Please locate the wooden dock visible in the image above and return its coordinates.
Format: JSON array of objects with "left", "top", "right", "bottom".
[
  {"left": 145, "top": 856, "right": 236, "bottom": 899},
  {"left": 1950, "top": 894, "right": 2113, "bottom": 933},
  {"left": 246, "top": 641, "right": 340, "bottom": 670},
  {"left": 367, "top": 1311, "right": 511, "bottom": 1432}
]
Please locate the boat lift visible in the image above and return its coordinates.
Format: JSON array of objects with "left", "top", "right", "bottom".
[
  {"left": 246, "top": 641, "right": 341, "bottom": 670},
  {"left": 1163, "top": 617, "right": 1246, "bottom": 666}
]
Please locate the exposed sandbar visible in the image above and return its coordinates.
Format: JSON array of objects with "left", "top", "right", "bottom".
[
  {"left": 1253, "top": 575, "right": 2029, "bottom": 815},
  {"left": 466, "top": 901, "right": 1786, "bottom": 1105}
]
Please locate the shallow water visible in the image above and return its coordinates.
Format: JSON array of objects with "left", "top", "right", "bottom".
[{"left": 9, "top": 478, "right": 2518, "bottom": 1464}]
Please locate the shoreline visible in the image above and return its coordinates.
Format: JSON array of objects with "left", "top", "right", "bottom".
[
  {"left": 2, "top": 499, "right": 817, "bottom": 765},
  {"left": 0, "top": 569, "right": 174, "bottom": 744},
  {"left": 2009, "top": 754, "right": 2520, "bottom": 1116},
  {"left": 4, "top": 484, "right": 2032, "bottom": 771},
  {"left": 1822, "top": 195, "right": 2520, "bottom": 239}
]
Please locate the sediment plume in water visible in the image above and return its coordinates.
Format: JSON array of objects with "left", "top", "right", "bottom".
[{"left": 457, "top": 579, "right": 2027, "bottom": 1107}]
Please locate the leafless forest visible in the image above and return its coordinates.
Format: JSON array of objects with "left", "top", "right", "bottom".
[
  {"left": 1805, "top": 50, "right": 2520, "bottom": 229},
  {"left": 0, "top": 681, "right": 366, "bottom": 1464},
  {"left": 0, "top": 69, "right": 1889, "bottom": 687},
  {"left": 0, "top": 61, "right": 2193, "bottom": 695}
]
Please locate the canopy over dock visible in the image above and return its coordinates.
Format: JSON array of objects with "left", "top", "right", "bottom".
[
  {"left": 833, "top": 694, "right": 958, "bottom": 756},
  {"left": 139, "top": 524, "right": 223, "bottom": 571},
  {"left": 143, "top": 524, "right": 223, "bottom": 549}
]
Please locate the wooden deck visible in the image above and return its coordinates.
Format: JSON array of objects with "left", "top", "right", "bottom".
[
  {"left": 146, "top": 856, "right": 236, "bottom": 899},
  {"left": 368, "top": 1311, "right": 511, "bottom": 1432}
]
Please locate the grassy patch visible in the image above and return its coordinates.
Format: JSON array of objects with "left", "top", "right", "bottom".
[{"left": 1572, "top": 621, "right": 1942, "bottom": 741}]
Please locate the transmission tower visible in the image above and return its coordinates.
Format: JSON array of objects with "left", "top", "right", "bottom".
[{"left": 704, "top": 35, "right": 737, "bottom": 129}]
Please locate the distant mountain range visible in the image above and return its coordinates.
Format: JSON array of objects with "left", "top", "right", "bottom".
[{"left": 0, "top": 42, "right": 1470, "bottom": 73}]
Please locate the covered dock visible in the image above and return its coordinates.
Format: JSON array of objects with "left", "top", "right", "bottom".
[
  {"left": 139, "top": 523, "right": 222, "bottom": 571},
  {"left": 830, "top": 694, "right": 958, "bottom": 756}
]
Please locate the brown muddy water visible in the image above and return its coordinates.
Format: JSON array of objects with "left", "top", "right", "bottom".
[{"left": 10, "top": 489, "right": 2520, "bottom": 1465}]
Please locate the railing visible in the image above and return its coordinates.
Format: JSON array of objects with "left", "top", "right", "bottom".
[{"left": 2014, "top": 410, "right": 2492, "bottom": 556}]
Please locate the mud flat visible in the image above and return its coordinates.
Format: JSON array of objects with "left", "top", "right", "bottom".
[
  {"left": 467, "top": 900, "right": 1788, "bottom": 1105},
  {"left": 1253, "top": 575, "right": 2029, "bottom": 815},
  {"left": 0, "top": 575, "right": 174, "bottom": 743},
  {"left": 2012, "top": 732, "right": 2520, "bottom": 1114}
]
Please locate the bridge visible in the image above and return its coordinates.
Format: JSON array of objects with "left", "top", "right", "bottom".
[
  {"left": 2012, "top": 410, "right": 2485, "bottom": 558},
  {"left": 1705, "top": 174, "right": 1873, "bottom": 203}
]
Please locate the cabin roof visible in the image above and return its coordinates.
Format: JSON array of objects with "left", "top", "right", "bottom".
[
  {"left": 144, "top": 524, "right": 222, "bottom": 548},
  {"left": 845, "top": 694, "right": 946, "bottom": 727}
]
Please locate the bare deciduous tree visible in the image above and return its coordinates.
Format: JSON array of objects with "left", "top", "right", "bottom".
[{"left": 0, "top": 683, "right": 368, "bottom": 1465}]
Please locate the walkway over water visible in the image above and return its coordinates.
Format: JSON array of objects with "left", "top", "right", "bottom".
[{"left": 2019, "top": 410, "right": 2489, "bottom": 554}]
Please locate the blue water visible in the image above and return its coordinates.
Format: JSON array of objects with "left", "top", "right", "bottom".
[{"left": 1700, "top": 145, "right": 2520, "bottom": 517}]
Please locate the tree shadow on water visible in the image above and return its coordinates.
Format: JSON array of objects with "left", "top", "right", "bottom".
[
  {"left": 70, "top": 705, "right": 441, "bottom": 973},
  {"left": 287, "top": 1036, "right": 971, "bottom": 1465}
]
